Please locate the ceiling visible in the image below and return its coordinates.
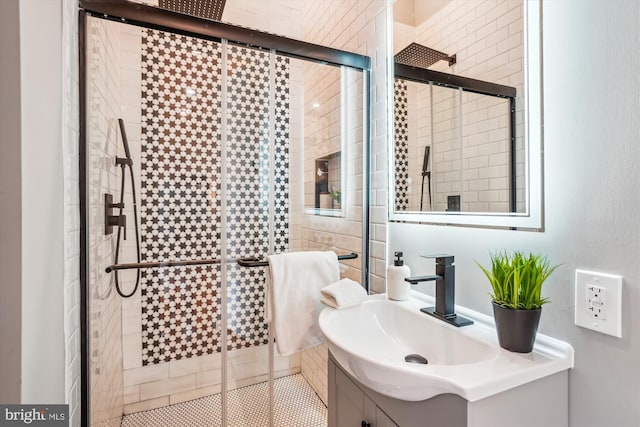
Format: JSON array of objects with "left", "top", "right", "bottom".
[{"left": 393, "top": 0, "right": 450, "bottom": 27}]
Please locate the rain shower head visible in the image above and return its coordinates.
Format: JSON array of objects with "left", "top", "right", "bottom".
[
  {"left": 395, "top": 43, "right": 456, "bottom": 69},
  {"left": 159, "top": 0, "right": 226, "bottom": 21}
]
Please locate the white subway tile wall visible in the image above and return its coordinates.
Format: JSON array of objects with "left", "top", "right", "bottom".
[
  {"left": 63, "top": 0, "right": 81, "bottom": 423},
  {"left": 86, "top": 17, "right": 126, "bottom": 426}
]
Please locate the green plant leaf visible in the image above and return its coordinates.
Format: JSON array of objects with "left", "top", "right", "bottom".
[{"left": 476, "top": 251, "right": 559, "bottom": 310}]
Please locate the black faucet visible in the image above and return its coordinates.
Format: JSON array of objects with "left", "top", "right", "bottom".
[{"left": 405, "top": 255, "right": 473, "bottom": 327}]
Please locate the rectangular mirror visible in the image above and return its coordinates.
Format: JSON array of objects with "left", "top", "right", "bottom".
[
  {"left": 304, "top": 65, "right": 356, "bottom": 218},
  {"left": 389, "top": 0, "right": 543, "bottom": 229}
]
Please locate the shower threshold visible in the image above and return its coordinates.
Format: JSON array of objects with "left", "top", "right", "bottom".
[{"left": 120, "top": 373, "right": 327, "bottom": 427}]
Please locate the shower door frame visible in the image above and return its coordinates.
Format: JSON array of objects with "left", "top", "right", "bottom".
[
  {"left": 393, "top": 63, "right": 518, "bottom": 213},
  {"left": 78, "top": 1, "right": 372, "bottom": 426}
]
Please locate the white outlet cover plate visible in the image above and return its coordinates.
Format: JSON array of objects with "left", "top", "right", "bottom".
[{"left": 574, "top": 269, "right": 622, "bottom": 337}]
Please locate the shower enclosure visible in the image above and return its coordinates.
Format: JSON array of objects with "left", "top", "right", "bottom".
[
  {"left": 79, "top": 1, "right": 370, "bottom": 425},
  {"left": 393, "top": 63, "right": 520, "bottom": 214}
]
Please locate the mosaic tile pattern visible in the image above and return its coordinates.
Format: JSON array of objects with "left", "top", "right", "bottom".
[
  {"left": 224, "top": 46, "right": 290, "bottom": 350},
  {"left": 394, "top": 79, "right": 409, "bottom": 210},
  {"left": 272, "top": 56, "right": 291, "bottom": 252},
  {"left": 120, "top": 374, "right": 327, "bottom": 427},
  {"left": 140, "top": 29, "right": 224, "bottom": 365},
  {"left": 140, "top": 30, "right": 290, "bottom": 365}
]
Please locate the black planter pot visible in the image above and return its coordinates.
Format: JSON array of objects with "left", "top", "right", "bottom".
[{"left": 492, "top": 302, "right": 542, "bottom": 353}]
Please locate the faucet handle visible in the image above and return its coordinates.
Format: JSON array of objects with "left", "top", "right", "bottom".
[{"left": 421, "top": 254, "right": 454, "bottom": 265}]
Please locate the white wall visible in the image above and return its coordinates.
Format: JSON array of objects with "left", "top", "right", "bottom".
[
  {"left": 3, "top": 0, "right": 81, "bottom": 425},
  {"left": 19, "top": 0, "right": 66, "bottom": 406},
  {"left": 0, "top": 0, "right": 22, "bottom": 405},
  {"left": 387, "top": 1, "right": 640, "bottom": 426}
]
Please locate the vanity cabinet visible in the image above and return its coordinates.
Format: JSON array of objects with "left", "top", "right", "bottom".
[
  {"left": 328, "top": 352, "right": 568, "bottom": 427},
  {"left": 328, "top": 354, "right": 464, "bottom": 427},
  {"left": 328, "top": 356, "right": 398, "bottom": 427}
]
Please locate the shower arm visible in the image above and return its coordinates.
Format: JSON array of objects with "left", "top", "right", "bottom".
[{"left": 105, "top": 252, "right": 358, "bottom": 273}]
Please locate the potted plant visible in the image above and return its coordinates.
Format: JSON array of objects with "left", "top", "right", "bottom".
[
  {"left": 329, "top": 187, "right": 341, "bottom": 209},
  {"left": 477, "top": 252, "right": 559, "bottom": 353}
]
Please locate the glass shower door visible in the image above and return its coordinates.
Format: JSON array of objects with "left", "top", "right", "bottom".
[
  {"left": 431, "top": 85, "right": 462, "bottom": 212},
  {"left": 222, "top": 45, "right": 367, "bottom": 425},
  {"left": 222, "top": 42, "right": 274, "bottom": 425},
  {"left": 85, "top": 11, "right": 368, "bottom": 426}
]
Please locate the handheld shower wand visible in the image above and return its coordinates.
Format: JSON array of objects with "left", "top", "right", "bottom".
[
  {"left": 419, "top": 146, "right": 431, "bottom": 211},
  {"left": 106, "top": 119, "right": 142, "bottom": 298}
]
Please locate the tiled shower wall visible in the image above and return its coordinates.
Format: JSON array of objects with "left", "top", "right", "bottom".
[
  {"left": 393, "top": 0, "right": 524, "bottom": 213},
  {"left": 62, "top": 0, "right": 81, "bottom": 424},
  {"left": 115, "top": 25, "right": 301, "bottom": 414},
  {"left": 87, "top": 18, "right": 126, "bottom": 427},
  {"left": 393, "top": 79, "right": 410, "bottom": 210},
  {"left": 137, "top": 31, "right": 292, "bottom": 366}
]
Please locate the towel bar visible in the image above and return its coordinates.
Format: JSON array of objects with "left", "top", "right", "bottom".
[
  {"left": 105, "top": 253, "right": 358, "bottom": 273},
  {"left": 237, "top": 252, "right": 358, "bottom": 268},
  {"left": 105, "top": 257, "right": 235, "bottom": 273}
]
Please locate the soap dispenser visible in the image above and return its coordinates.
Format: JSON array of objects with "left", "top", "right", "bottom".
[{"left": 387, "top": 251, "right": 411, "bottom": 301}]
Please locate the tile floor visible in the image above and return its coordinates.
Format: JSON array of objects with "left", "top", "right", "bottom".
[{"left": 121, "top": 374, "right": 327, "bottom": 427}]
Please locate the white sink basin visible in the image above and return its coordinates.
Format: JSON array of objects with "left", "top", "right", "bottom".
[{"left": 319, "top": 293, "right": 574, "bottom": 402}]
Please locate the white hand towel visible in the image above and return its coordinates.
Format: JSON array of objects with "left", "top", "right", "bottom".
[
  {"left": 267, "top": 251, "right": 340, "bottom": 356},
  {"left": 320, "top": 278, "right": 368, "bottom": 309}
]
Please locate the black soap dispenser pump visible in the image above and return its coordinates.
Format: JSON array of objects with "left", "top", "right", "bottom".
[{"left": 387, "top": 252, "right": 411, "bottom": 300}]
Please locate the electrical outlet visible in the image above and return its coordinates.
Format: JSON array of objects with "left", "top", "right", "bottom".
[
  {"left": 575, "top": 270, "right": 622, "bottom": 337},
  {"left": 586, "top": 285, "right": 606, "bottom": 319}
]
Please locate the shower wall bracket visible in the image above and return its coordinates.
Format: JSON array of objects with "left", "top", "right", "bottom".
[
  {"left": 104, "top": 193, "right": 126, "bottom": 238},
  {"left": 115, "top": 157, "right": 133, "bottom": 167}
]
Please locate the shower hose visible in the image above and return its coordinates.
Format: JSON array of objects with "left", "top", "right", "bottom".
[{"left": 114, "top": 118, "right": 141, "bottom": 298}]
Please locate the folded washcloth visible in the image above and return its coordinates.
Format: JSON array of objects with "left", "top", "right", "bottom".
[
  {"left": 267, "top": 251, "right": 340, "bottom": 356},
  {"left": 321, "top": 278, "right": 368, "bottom": 309}
]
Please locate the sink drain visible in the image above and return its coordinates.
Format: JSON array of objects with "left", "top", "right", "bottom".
[{"left": 404, "top": 354, "right": 428, "bottom": 364}]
